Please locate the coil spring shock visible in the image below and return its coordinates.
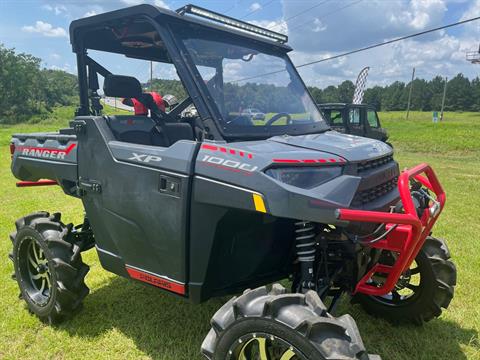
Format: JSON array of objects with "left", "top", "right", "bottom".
[{"left": 294, "top": 221, "right": 317, "bottom": 291}]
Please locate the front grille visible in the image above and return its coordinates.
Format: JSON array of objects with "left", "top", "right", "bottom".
[
  {"left": 357, "top": 155, "right": 394, "bottom": 173},
  {"left": 352, "top": 176, "right": 398, "bottom": 206}
]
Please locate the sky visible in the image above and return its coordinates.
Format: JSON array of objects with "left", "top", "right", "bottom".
[{"left": 1, "top": 0, "right": 480, "bottom": 89}]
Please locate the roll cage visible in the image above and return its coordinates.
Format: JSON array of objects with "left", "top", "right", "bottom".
[{"left": 69, "top": 4, "right": 327, "bottom": 141}]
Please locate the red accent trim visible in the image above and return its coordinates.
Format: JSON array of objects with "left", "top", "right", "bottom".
[
  {"left": 200, "top": 144, "right": 254, "bottom": 159},
  {"left": 126, "top": 266, "right": 185, "bottom": 295},
  {"left": 16, "top": 180, "right": 58, "bottom": 187},
  {"left": 16, "top": 143, "right": 77, "bottom": 155},
  {"left": 64, "top": 143, "right": 76, "bottom": 154},
  {"left": 272, "top": 159, "right": 301, "bottom": 163},
  {"left": 201, "top": 144, "right": 218, "bottom": 151},
  {"left": 337, "top": 163, "right": 446, "bottom": 297},
  {"left": 272, "top": 158, "right": 346, "bottom": 164}
]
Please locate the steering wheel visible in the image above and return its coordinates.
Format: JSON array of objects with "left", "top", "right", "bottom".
[{"left": 265, "top": 113, "right": 292, "bottom": 126}]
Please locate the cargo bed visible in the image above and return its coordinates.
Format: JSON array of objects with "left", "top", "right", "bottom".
[{"left": 11, "top": 129, "right": 78, "bottom": 195}]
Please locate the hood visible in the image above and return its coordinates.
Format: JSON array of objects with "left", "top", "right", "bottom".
[{"left": 269, "top": 131, "right": 392, "bottom": 162}]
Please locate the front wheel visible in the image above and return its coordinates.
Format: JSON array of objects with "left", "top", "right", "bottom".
[
  {"left": 202, "top": 284, "right": 379, "bottom": 360},
  {"left": 354, "top": 236, "right": 456, "bottom": 325}
]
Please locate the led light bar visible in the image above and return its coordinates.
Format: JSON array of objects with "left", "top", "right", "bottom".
[{"left": 177, "top": 4, "right": 288, "bottom": 44}]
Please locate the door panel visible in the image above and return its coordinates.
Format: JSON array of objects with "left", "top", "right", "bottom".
[
  {"left": 366, "top": 109, "right": 385, "bottom": 141},
  {"left": 76, "top": 117, "right": 197, "bottom": 284},
  {"left": 348, "top": 108, "right": 364, "bottom": 137}
]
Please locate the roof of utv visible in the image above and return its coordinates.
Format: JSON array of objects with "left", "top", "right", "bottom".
[{"left": 69, "top": 4, "right": 291, "bottom": 62}]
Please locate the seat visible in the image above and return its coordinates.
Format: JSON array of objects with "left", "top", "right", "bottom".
[
  {"left": 108, "top": 117, "right": 194, "bottom": 146},
  {"left": 163, "top": 123, "right": 194, "bottom": 144},
  {"left": 103, "top": 75, "right": 195, "bottom": 146},
  {"left": 107, "top": 115, "right": 169, "bottom": 147}
]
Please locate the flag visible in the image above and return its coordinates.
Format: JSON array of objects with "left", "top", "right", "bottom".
[{"left": 352, "top": 67, "right": 370, "bottom": 104}]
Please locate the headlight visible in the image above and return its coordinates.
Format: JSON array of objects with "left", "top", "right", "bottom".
[{"left": 265, "top": 166, "right": 342, "bottom": 189}]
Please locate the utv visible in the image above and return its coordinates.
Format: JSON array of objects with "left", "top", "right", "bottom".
[
  {"left": 317, "top": 103, "right": 390, "bottom": 144},
  {"left": 8, "top": 4, "right": 456, "bottom": 359}
]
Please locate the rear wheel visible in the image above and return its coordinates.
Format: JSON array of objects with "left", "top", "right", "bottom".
[
  {"left": 9, "top": 212, "right": 90, "bottom": 323},
  {"left": 202, "top": 284, "right": 379, "bottom": 360},
  {"left": 354, "top": 236, "right": 456, "bottom": 325}
]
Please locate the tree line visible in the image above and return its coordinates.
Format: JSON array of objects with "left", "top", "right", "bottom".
[
  {"left": 0, "top": 44, "right": 78, "bottom": 124},
  {"left": 308, "top": 74, "right": 480, "bottom": 112}
]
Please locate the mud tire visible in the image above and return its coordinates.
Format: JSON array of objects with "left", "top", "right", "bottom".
[
  {"left": 9, "top": 212, "right": 89, "bottom": 324},
  {"left": 202, "top": 284, "right": 379, "bottom": 359}
]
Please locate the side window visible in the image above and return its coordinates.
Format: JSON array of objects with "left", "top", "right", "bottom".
[
  {"left": 330, "top": 110, "right": 343, "bottom": 125},
  {"left": 367, "top": 110, "right": 379, "bottom": 128},
  {"left": 88, "top": 49, "right": 194, "bottom": 147},
  {"left": 349, "top": 108, "right": 360, "bottom": 125},
  {"left": 91, "top": 50, "right": 187, "bottom": 117}
]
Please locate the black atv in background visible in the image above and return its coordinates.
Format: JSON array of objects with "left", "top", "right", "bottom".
[
  {"left": 318, "top": 103, "right": 390, "bottom": 144},
  {"left": 8, "top": 4, "right": 455, "bottom": 360}
]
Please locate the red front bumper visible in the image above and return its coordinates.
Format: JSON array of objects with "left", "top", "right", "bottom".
[{"left": 337, "top": 163, "right": 446, "bottom": 296}]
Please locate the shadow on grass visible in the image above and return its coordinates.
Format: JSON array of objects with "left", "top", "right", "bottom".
[
  {"left": 346, "top": 300, "right": 477, "bottom": 360},
  {"left": 61, "top": 276, "right": 225, "bottom": 359},
  {"left": 61, "top": 276, "right": 477, "bottom": 360}
]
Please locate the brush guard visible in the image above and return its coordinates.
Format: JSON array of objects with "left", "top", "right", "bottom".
[{"left": 337, "top": 163, "right": 446, "bottom": 296}]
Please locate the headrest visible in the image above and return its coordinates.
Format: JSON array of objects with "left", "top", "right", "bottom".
[{"left": 103, "top": 75, "right": 142, "bottom": 98}]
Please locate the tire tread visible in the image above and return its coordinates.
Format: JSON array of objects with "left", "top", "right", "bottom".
[
  {"left": 10, "top": 211, "right": 90, "bottom": 324},
  {"left": 202, "top": 284, "right": 378, "bottom": 359}
]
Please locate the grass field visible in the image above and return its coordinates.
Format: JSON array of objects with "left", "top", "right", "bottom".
[{"left": 0, "top": 108, "right": 479, "bottom": 359}]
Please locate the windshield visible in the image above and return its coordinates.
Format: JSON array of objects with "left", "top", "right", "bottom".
[{"left": 178, "top": 30, "right": 328, "bottom": 137}]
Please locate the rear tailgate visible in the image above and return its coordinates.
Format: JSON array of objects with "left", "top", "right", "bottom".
[{"left": 11, "top": 131, "right": 78, "bottom": 191}]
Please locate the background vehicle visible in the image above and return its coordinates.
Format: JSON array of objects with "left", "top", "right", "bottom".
[
  {"left": 8, "top": 4, "right": 455, "bottom": 359},
  {"left": 318, "top": 103, "right": 389, "bottom": 143},
  {"left": 240, "top": 108, "right": 266, "bottom": 121}
]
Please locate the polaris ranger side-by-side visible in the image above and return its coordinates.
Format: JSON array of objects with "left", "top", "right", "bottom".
[{"left": 8, "top": 4, "right": 456, "bottom": 359}]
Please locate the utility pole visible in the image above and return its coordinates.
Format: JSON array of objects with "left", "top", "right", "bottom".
[
  {"left": 150, "top": 61, "right": 153, "bottom": 92},
  {"left": 405, "top": 67, "right": 415, "bottom": 120},
  {"left": 440, "top": 76, "right": 448, "bottom": 121}
]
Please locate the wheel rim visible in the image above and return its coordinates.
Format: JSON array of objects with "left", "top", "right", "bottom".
[
  {"left": 369, "top": 259, "right": 422, "bottom": 306},
  {"left": 227, "top": 333, "right": 307, "bottom": 360},
  {"left": 18, "top": 236, "right": 53, "bottom": 306}
]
